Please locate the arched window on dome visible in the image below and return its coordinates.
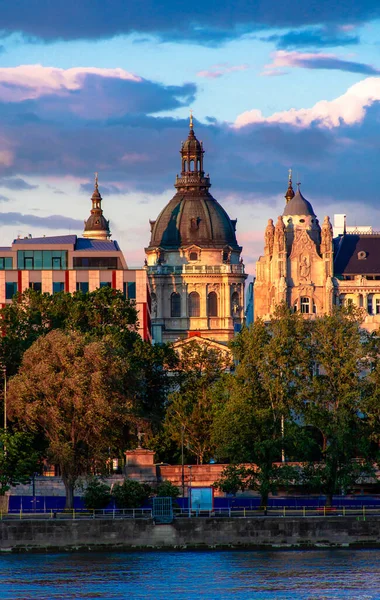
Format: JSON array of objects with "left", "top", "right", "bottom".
[
  {"left": 188, "top": 292, "right": 200, "bottom": 317},
  {"left": 208, "top": 291, "right": 218, "bottom": 317},
  {"left": 197, "top": 159, "right": 201, "bottom": 171},
  {"left": 189, "top": 159, "right": 194, "bottom": 172},
  {"left": 171, "top": 292, "right": 181, "bottom": 318},
  {"left": 183, "top": 160, "right": 187, "bottom": 172}
]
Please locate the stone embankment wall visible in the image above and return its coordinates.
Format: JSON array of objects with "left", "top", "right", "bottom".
[{"left": 1, "top": 517, "right": 379, "bottom": 552}]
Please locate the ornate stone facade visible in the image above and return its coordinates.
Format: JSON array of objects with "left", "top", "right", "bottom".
[
  {"left": 145, "top": 119, "right": 247, "bottom": 344},
  {"left": 254, "top": 174, "right": 334, "bottom": 320},
  {"left": 255, "top": 174, "right": 380, "bottom": 332}
]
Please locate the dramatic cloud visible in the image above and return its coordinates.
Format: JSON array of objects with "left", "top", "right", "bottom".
[
  {"left": 0, "top": 212, "right": 83, "bottom": 229},
  {"left": 0, "top": 177, "right": 38, "bottom": 190},
  {"left": 0, "top": 65, "right": 380, "bottom": 214},
  {"left": 0, "top": 65, "right": 196, "bottom": 119},
  {"left": 235, "top": 77, "right": 380, "bottom": 129},
  {"left": 197, "top": 64, "right": 248, "bottom": 79},
  {"left": 263, "top": 50, "right": 380, "bottom": 76},
  {"left": 0, "top": 1, "right": 379, "bottom": 44},
  {"left": 262, "top": 27, "right": 360, "bottom": 49},
  {"left": 0, "top": 65, "right": 141, "bottom": 102}
]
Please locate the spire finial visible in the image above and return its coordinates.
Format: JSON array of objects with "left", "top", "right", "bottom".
[
  {"left": 297, "top": 181, "right": 301, "bottom": 190},
  {"left": 189, "top": 109, "right": 193, "bottom": 130},
  {"left": 285, "top": 168, "right": 295, "bottom": 203},
  {"left": 94, "top": 171, "right": 98, "bottom": 190}
]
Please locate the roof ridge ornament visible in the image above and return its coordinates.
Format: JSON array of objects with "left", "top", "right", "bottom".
[{"left": 189, "top": 109, "right": 193, "bottom": 130}]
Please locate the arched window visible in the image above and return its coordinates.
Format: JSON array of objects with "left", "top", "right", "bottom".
[
  {"left": 300, "top": 297, "right": 310, "bottom": 314},
  {"left": 188, "top": 292, "right": 200, "bottom": 317},
  {"left": 231, "top": 292, "right": 239, "bottom": 316},
  {"left": 171, "top": 292, "right": 181, "bottom": 318},
  {"left": 208, "top": 292, "right": 218, "bottom": 317},
  {"left": 197, "top": 159, "right": 201, "bottom": 171},
  {"left": 183, "top": 160, "right": 187, "bottom": 172},
  {"left": 189, "top": 159, "right": 194, "bottom": 172}
]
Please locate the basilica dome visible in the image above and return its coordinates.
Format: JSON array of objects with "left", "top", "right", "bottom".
[{"left": 147, "top": 120, "right": 240, "bottom": 251}]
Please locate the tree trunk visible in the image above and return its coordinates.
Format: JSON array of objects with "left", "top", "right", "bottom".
[
  {"left": 325, "top": 492, "right": 333, "bottom": 508},
  {"left": 63, "top": 476, "right": 74, "bottom": 509},
  {"left": 259, "top": 491, "right": 269, "bottom": 510}
]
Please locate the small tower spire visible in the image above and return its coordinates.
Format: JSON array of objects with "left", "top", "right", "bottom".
[
  {"left": 285, "top": 168, "right": 295, "bottom": 203},
  {"left": 189, "top": 109, "right": 193, "bottom": 130},
  {"left": 83, "top": 172, "right": 111, "bottom": 240}
]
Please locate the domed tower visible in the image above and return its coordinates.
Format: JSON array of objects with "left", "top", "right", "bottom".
[
  {"left": 145, "top": 116, "right": 247, "bottom": 344},
  {"left": 254, "top": 171, "right": 334, "bottom": 320},
  {"left": 83, "top": 173, "right": 111, "bottom": 240}
]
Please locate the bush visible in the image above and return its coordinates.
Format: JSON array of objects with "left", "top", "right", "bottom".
[
  {"left": 112, "top": 479, "right": 151, "bottom": 508},
  {"left": 157, "top": 480, "right": 180, "bottom": 498},
  {"left": 83, "top": 478, "right": 111, "bottom": 510}
]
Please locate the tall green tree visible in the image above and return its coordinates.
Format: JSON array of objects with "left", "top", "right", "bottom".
[
  {"left": 303, "top": 306, "right": 377, "bottom": 505},
  {"left": 164, "top": 341, "right": 230, "bottom": 464},
  {"left": 213, "top": 305, "right": 312, "bottom": 506},
  {"left": 7, "top": 330, "right": 135, "bottom": 508}
]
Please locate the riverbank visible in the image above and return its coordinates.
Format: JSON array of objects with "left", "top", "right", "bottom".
[{"left": 1, "top": 516, "right": 380, "bottom": 553}]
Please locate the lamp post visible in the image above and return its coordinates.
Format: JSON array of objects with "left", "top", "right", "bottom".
[
  {"left": 2, "top": 365, "right": 6, "bottom": 431},
  {"left": 181, "top": 425, "right": 185, "bottom": 499},
  {"left": 188, "top": 465, "right": 192, "bottom": 517}
]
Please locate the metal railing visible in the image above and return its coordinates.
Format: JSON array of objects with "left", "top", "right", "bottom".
[{"left": 2, "top": 505, "right": 380, "bottom": 520}]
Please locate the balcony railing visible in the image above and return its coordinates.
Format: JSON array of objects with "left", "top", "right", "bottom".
[{"left": 147, "top": 264, "right": 245, "bottom": 275}]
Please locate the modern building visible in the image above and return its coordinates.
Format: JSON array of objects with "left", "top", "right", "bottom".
[
  {"left": 0, "top": 178, "right": 151, "bottom": 341},
  {"left": 145, "top": 117, "right": 247, "bottom": 344},
  {"left": 254, "top": 172, "right": 380, "bottom": 332}
]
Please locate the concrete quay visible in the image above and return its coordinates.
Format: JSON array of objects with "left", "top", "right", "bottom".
[{"left": 0, "top": 516, "right": 379, "bottom": 553}]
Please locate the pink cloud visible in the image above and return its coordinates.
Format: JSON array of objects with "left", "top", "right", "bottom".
[
  {"left": 197, "top": 63, "right": 248, "bottom": 79},
  {"left": 234, "top": 77, "right": 380, "bottom": 129},
  {"left": 262, "top": 50, "right": 380, "bottom": 77},
  {"left": 0, "top": 65, "right": 141, "bottom": 102},
  {"left": 121, "top": 153, "right": 150, "bottom": 163}
]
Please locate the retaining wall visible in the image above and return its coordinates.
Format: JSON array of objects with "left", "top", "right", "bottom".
[{"left": 1, "top": 516, "right": 380, "bottom": 552}]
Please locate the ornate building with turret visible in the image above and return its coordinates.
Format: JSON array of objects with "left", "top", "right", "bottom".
[
  {"left": 145, "top": 118, "right": 247, "bottom": 344},
  {"left": 254, "top": 173, "right": 334, "bottom": 320},
  {"left": 255, "top": 173, "right": 380, "bottom": 332}
]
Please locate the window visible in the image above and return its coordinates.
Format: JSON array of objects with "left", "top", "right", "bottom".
[
  {"left": 171, "top": 292, "right": 181, "bottom": 317},
  {"left": 127, "top": 281, "right": 136, "bottom": 299},
  {"left": 222, "top": 251, "right": 229, "bottom": 263},
  {"left": 189, "top": 252, "right": 198, "bottom": 261},
  {"left": 52, "top": 282, "right": 64, "bottom": 294},
  {"left": 300, "top": 297, "right": 310, "bottom": 314},
  {"left": 100, "top": 282, "right": 111, "bottom": 288},
  {"left": 189, "top": 159, "right": 194, "bottom": 172},
  {"left": 5, "top": 282, "right": 17, "bottom": 300},
  {"left": 76, "top": 282, "right": 89, "bottom": 293},
  {"left": 208, "top": 291, "right": 218, "bottom": 317},
  {"left": 17, "top": 250, "right": 67, "bottom": 270},
  {"left": 231, "top": 291, "right": 240, "bottom": 316},
  {"left": 188, "top": 292, "right": 200, "bottom": 317},
  {"left": 73, "top": 257, "right": 117, "bottom": 269},
  {"left": 0, "top": 257, "right": 13, "bottom": 270},
  {"left": 376, "top": 299, "right": 380, "bottom": 315},
  {"left": 29, "top": 282, "right": 42, "bottom": 292},
  {"left": 368, "top": 297, "right": 373, "bottom": 315}
]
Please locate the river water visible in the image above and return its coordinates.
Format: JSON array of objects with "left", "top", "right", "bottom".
[{"left": 0, "top": 549, "right": 379, "bottom": 599}]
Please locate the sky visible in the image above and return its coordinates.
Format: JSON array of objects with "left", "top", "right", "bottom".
[{"left": 0, "top": 1, "right": 380, "bottom": 275}]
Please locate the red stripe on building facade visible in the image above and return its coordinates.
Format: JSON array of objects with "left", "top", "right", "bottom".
[
  {"left": 112, "top": 270, "right": 117, "bottom": 289},
  {"left": 65, "top": 270, "right": 70, "bottom": 292}
]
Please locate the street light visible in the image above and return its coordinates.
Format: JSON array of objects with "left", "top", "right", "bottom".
[
  {"left": 2, "top": 365, "right": 6, "bottom": 431},
  {"left": 181, "top": 425, "right": 185, "bottom": 499}
]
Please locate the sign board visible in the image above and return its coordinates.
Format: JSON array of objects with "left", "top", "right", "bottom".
[{"left": 190, "top": 487, "right": 214, "bottom": 511}]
